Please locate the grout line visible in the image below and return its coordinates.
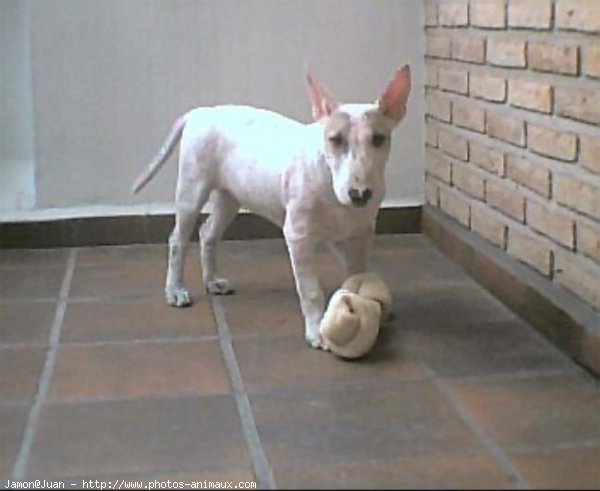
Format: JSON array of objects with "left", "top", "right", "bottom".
[
  {"left": 422, "top": 365, "right": 530, "bottom": 490},
  {"left": 210, "top": 295, "right": 275, "bottom": 490},
  {"left": 12, "top": 249, "right": 77, "bottom": 480}
]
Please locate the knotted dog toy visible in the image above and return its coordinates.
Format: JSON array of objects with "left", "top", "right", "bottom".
[{"left": 319, "top": 272, "right": 392, "bottom": 359}]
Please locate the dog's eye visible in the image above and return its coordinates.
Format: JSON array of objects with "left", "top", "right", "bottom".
[
  {"left": 329, "top": 133, "right": 345, "bottom": 149},
  {"left": 371, "top": 133, "right": 387, "bottom": 148}
]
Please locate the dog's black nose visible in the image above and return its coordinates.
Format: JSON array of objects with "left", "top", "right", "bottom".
[{"left": 348, "top": 188, "right": 373, "bottom": 207}]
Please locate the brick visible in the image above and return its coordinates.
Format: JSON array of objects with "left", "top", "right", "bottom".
[
  {"left": 438, "top": 66, "right": 468, "bottom": 94},
  {"left": 578, "top": 221, "right": 600, "bottom": 262},
  {"left": 584, "top": 45, "right": 600, "bottom": 78},
  {"left": 507, "top": 227, "right": 552, "bottom": 276},
  {"left": 470, "top": 141, "right": 505, "bottom": 175},
  {"left": 505, "top": 154, "right": 551, "bottom": 197},
  {"left": 471, "top": 0, "right": 506, "bottom": 28},
  {"left": 425, "top": 149, "right": 452, "bottom": 183},
  {"left": 556, "top": 86, "right": 600, "bottom": 125},
  {"left": 555, "top": 253, "right": 600, "bottom": 309},
  {"left": 452, "top": 36, "right": 485, "bottom": 63},
  {"left": 486, "top": 112, "right": 525, "bottom": 147},
  {"left": 439, "top": 0, "right": 469, "bottom": 26},
  {"left": 426, "top": 91, "right": 452, "bottom": 122},
  {"left": 556, "top": 0, "right": 600, "bottom": 33},
  {"left": 470, "top": 73, "right": 507, "bottom": 102},
  {"left": 528, "top": 42, "right": 579, "bottom": 75},
  {"left": 453, "top": 163, "right": 485, "bottom": 200},
  {"left": 426, "top": 35, "right": 452, "bottom": 58},
  {"left": 425, "top": 63, "right": 438, "bottom": 88},
  {"left": 509, "top": 0, "right": 552, "bottom": 29},
  {"left": 527, "top": 200, "right": 575, "bottom": 249},
  {"left": 453, "top": 100, "right": 485, "bottom": 132},
  {"left": 486, "top": 178, "right": 525, "bottom": 221},
  {"left": 528, "top": 124, "right": 578, "bottom": 162},
  {"left": 555, "top": 174, "right": 600, "bottom": 219},
  {"left": 508, "top": 79, "right": 552, "bottom": 113},
  {"left": 487, "top": 39, "right": 527, "bottom": 67},
  {"left": 439, "top": 127, "right": 469, "bottom": 161},
  {"left": 424, "top": 0, "right": 438, "bottom": 26},
  {"left": 471, "top": 206, "right": 507, "bottom": 247},
  {"left": 580, "top": 134, "right": 600, "bottom": 174},
  {"left": 425, "top": 122, "right": 438, "bottom": 147},
  {"left": 439, "top": 187, "right": 470, "bottom": 227},
  {"left": 425, "top": 179, "right": 439, "bottom": 206}
]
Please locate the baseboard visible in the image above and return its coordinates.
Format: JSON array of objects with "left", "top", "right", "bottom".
[
  {"left": 422, "top": 205, "right": 599, "bottom": 377},
  {"left": 0, "top": 206, "right": 422, "bottom": 249}
]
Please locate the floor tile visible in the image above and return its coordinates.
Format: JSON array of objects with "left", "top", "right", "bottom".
[
  {"left": 2, "top": 234, "right": 597, "bottom": 488},
  {"left": 0, "top": 405, "right": 28, "bottom": 476},
  {"left": 372, "top": 236, "right": 469, "bottom": 287},
  {"left": 221, "top": 290, "right": 303, "bottom": 338},
  {"left": 510, "top": 445, "right": 600, "bottom": 489},
  {"left": 61, "top": 297, "right": 216, "bottom": 343},
  {"left": 373, "top": 233, "right": 431, "bottom": 251},
  {"left": 27, "top": 395, "right": 251, "bottom": 478},
  {"left": 69, "top": 262, "right": 166, "bottom": 299},
  {"left": 76, "top": 243, "right": 167, "bottom": 266},
  {"left": 70, "top": 243, "right": 207, "bottom": 301},
  {"left": 450, "top": 374, "right": 600, "bottom": 449},
  {"left": 274, "top": 454, "right": 512, "bottom": 489},
  {"left": 391, "top": 318, "right": 574, "bottom": 379},
  {"left": 0, "top": 248, "right": 69, "bottom": 269},
  {"left": 0, "top": 346, "right": 47, "bottom": 404},
  {"left": 0, "top": 301, "right": 56, "bottom": 345},
  {"left": 219, "top": 239, "right": 345, "bottom": 294},
  {"left": 234, "top": 333, "right": 424, "bottom": 392},
  {"left": 48, "top": 340, "right": 230, "bottom": 402},
  {"left": 250, "top": 381, "right": 482, "bottom": 468},
  {"left": 0, "top": 267, "right": 65, "bottom": 300},
  {"left": 389, "top": 281, "right": 514, "bottom": 330},
  {"left": 219, "top": 250, "right": 297, "bottom": 293}
]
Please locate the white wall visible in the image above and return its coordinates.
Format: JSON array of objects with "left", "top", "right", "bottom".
[
  {"left": 0, "top": 0, "right": 35, "bottom": 211},
  {"left": 2, "top": 0, "right": 424, "bottom": 219}
]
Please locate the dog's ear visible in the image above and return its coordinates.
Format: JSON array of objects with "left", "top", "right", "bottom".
[
  {"left": 306, "top": 72, "right": 338, "bottom": 121},
  {"left": 377, "top": 64, "right": 411, "bottom": 124}
]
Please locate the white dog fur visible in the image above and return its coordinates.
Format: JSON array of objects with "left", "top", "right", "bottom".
[{"left": 132, "top": 66, "right": 411, "bottom": 349}]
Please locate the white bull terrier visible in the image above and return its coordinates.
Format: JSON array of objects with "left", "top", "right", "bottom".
[{"left": 132, "top": 65, "right": 411, "bottom": 349}]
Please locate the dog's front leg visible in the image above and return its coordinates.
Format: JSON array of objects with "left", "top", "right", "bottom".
[
  {"left": 340, "top": 227, "right": 375, "bottom": 276},
  {"left": 284, "top": 234, "right": 326, "bottom": 349}
]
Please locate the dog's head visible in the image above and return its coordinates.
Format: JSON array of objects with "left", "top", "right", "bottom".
[{"left": 306, "top": 65, "right": 411, "bottom": 207}]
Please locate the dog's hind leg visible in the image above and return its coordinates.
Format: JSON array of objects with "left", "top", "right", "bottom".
[
  {"left": 200, "top": 190, "right": 239, "bottom": 295},
  {"left": 165, "top": 183, "right": 212, "bottom": 307}
]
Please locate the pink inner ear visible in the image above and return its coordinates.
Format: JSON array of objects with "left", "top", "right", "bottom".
[
  {"left": 379, "top": 65, "right": 411, "bottom": 122},
  {"left": 306, "top": 73, "right": 337, "bottom": 120}
]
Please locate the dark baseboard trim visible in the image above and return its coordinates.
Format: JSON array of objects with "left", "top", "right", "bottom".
[
  {"left": 422, "top": 205, "right": 599, "bottom": 377},
  {"left": 0, "top": 206, "right": 421, "bottom": 249}
]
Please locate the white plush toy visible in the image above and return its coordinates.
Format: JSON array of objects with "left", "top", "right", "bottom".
[{"left": 319, "top": 272, "right": 392, "bottom": 359}]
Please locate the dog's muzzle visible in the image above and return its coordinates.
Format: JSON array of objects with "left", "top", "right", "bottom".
[{"left": 348, "top": 188, "right": 373, "bottom": 207}]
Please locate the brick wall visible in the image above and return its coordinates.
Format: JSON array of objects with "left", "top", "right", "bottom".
[{"left": 424, "top": 0, "right": 600, "bottom": 309}]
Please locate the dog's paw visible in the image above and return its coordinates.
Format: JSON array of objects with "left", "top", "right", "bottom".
[
  {"left": 205, "top": 278, "right": 235, "bottom": 296},
  {"left": 165, "top": 286, "right": 193, "bottom": 307},
  {"left": 305, "top": 331, "right": 328, "bottom": 351}
]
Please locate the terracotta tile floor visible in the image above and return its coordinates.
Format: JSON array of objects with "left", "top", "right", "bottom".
[{"left": 1, "top": 235, "right": 598, "bottom": 489}]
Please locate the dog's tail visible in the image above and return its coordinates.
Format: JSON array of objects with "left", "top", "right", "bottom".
[{"left": 131, "top": 116, "right": 186, "bottom": 194}]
